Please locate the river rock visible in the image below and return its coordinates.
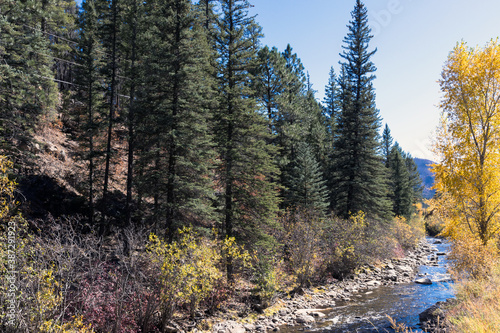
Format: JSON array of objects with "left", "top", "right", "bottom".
[
  {"left": 295, "top": 315, "right": 315, "bottom": 324},
  {"left": 213, "top": 321, "right": 246, "bottom": 333},
  {"left": 385, "top": 270, "right": 398, "bottom": 281},
  {"left": 415, "top": 278, "right": 432, "bottom": 285},
  {"left": 396, "top": 265, "right": 413, "bottom": 273},
  {"left": 419, "top": 303, "right": 444, "bottom": 323},
  {"left": 311, "top": 311, "right": 326, "bottom": 318},
  {"left": 366, "top": 280, "right": 381, "bottom": 287},
  {"left": 243, "top": 324, "right": 256, "bottom": 331}
]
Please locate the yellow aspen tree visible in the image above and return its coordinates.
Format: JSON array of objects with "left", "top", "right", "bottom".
[{"left": 433, "top": 39, "right": 500, "bottom": 245}]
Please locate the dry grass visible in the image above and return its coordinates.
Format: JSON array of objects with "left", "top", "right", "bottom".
[{"left": 447, "top": 264, "right": 500, "bottom": 332}]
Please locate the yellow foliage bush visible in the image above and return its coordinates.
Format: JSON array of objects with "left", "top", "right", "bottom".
[
  {"left": 147, "top": 227, "right": 251, "bottom": 323},
  {"left": 148, "top": 227, "right": 223, "bottom": 321},
  {"left": 448, "top": 232, "right": 498, "bottom": 280},
  {"left": 392, "top": 216, "right": 424, "bottom": 252}
]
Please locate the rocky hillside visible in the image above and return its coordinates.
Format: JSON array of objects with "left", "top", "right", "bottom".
[{"left": 414, "top": 158, "right": 436, "bottom": 199}]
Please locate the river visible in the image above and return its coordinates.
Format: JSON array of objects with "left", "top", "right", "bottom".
[{"left": 280, "top": 237, "right": 454, "bottom": 332}]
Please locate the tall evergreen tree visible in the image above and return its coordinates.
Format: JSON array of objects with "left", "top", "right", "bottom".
[
  {"left": 97, "top": 0, "right": 122, "bottom": 221},
  {"left": 304, "top": 81, "right": 329, "bottom": 173},
  {"left": 286, "top": 142, "right": 329, "bottom": 215},
  {"left": 74, "top": 0, "right": 106, "bottom": 225},
  {"left": 274, "top": 45, "right": 308, "bottom": 199},
  {"left": 118, "top": 0, "right": 146, "bottom": 229},
  {"left": 381, "top": 123, "right": 393, "bottom": 167},
  {"left": 252, "top": 46, "right": 285, "bottom": 126},
  {"left": 329, "top": 0, "right": 391, "bottom": 219},
  {"left": 135, "top": 0, "right": 217, "bottom": 239},
  {"left": 323, "top": 66, "right": 339, "bottom": 136},
  {"left": 214, "top": 0, "right": 280, "bottom": 280},
  {"left": 404, "top": 153, "right": 423, "bottom": 208},
  {"left": 388, "top": 144, "right": 411, "bottom": 219}
]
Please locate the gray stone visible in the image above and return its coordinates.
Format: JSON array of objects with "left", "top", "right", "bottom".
[
  {"left": 243, "top": 324, "right": 256, "bottom": 331},
  {"left": 415, "top": 278, "right": 432, "bottom": 285},
  {"left": 58, "top": 150, "right": 67, "bottom": 162},
  {"left": 311, "top": 311, "right": 326, "bottom": 318},
  {"left": 366, "top": 280, "right": 381, "bottom": 287},
  {"left": 295, "top": 315, "right": 315, "bottom": 324},
  {"left": 212, "top": 321, "right": 246, "bottom": 333}
]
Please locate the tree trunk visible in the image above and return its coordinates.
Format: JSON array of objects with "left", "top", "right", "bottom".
[{"left": 102, "top": 0, "right": 119, "bottom": 235}]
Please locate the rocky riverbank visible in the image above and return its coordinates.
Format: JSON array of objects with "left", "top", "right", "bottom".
[
  {"left": 419, "top": 298, "right": 457, "bottom": 333},
  {"left": 213, "top": 238, "right": 443, "bottom": 333}
]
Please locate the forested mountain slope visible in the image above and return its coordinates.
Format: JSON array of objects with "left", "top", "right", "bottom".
[{"left": 414, "top": 158, "right": 436, "bottom": 199}]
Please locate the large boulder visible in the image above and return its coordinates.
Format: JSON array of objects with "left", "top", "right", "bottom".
[
  {"left": 295, "top": 315, "right": 315, "bottom": 324},
  {"left": 419, "top": 303, "right": 445, "bottom": 323},
  {"left": 415, "top": 278, "right": 432, "bottom": 285}
]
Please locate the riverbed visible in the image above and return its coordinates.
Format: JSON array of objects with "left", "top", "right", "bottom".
[{"left": 281, "top": 238, "right": 454, "bottom": 332}]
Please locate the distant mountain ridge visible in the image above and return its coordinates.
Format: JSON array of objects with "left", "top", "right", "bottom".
[{"left": 414, "top": 158, "right": 436, "bottom": 199}]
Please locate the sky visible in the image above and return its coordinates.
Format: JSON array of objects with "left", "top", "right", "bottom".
[
  {"left": 75, "top": 0, "right": 500, "bottom": 161},
  {"left": 246, "top": 0, "right": 500, "bottom": 161}
]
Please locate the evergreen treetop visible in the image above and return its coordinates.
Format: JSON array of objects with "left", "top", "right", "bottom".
[{"left": 329, "top": 0, "right": 391, "bottom": 220}]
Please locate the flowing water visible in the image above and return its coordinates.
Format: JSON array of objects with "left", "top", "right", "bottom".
[{"left": 282, "top": 238, "right": 454, "bottom": 332}]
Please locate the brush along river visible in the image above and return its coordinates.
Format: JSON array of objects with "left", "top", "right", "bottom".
[
  {"left": 212, "top": 238, "right": 454, "bottom": 333},
  {"left": 278, "top": 237, "right": 454, "bottom": 333}
]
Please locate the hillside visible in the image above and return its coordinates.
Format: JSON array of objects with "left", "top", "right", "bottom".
[{"left": 414, "top": 158, "right": 436, "bottom": 199}]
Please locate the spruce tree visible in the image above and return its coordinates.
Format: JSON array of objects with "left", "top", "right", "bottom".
[
  {"left": 31, "top": 0, "right": 77, "bottom": 92},
  {"left": 252, "top": 46, "right": 285, "bottom": 125},
  {"left": 114, "top": 0, "right": 145, "bottom": 228},
  {"left": 97, "top": 0, "right": 122, "bottom": 219},
  {"left": 135, "top": 0, "right": 217, "bottom": 239},
  {"left": 388, "top": 144, "right": 411, "bottom": 219},
  {"left": 74, "top": 0, "right": 106, "bottom": 225},
  {"left": 274, "top": 45, "right": 308, "bottom": 200},
  {"left": 0, "top": 0, "right": 58, "bottom": 152},
  {"left": 329, "top": 0, "right": 391, "bottom": 219},
  {"left": 214, "top": 0, "right": 280, "bottom": 280},
  {"left": 405, "top": 153, "right": 423, "bottom": 208},
  {"left": 323, "top": 66, "right": 339, "bottom": 138},
  {"left": 382, "top": 123, "right": 393, "bottom": 167},
  {"left": 304, "top": 80, "right": 329, "bottom": 172},
  {"left": 286, "top": 142, "right": 329, "bottom": 215}
]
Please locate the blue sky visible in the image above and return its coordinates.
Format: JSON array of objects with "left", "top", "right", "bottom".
[
  {"left": 247, "top": 0, "right": 500, "bottom": 161},
  {"left": 75, "top": 0, "right": 500, "bottom": 160}
]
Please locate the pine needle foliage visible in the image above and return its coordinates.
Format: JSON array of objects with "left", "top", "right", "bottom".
[{"left": 329, "top": 0, "right": 391, "bottom": 220}]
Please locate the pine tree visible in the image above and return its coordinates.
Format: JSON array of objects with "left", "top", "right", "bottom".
[
  {"left": 286, "top": 142, "right": 329, "bottom": 215},
  {"left": 329, "top": 0, "right": 391, "bottom": 219},
  {"left": 252, "top": 46, "right": 285, "bottom": 125},
  {"left": 214, "top": 0, "right": 280, "bottom": 280},
  {"left": 277, "top": 44, "right": 308, "bottom": 152},
  {"left": 323, "top": 66, "right": 339, "bottom": 137},
  {"left": 297, "top": 79, "right": 329, "bottom": 180},
  {"left": 0, "top": 0, "right": 59, "bottom": 152},
  {"left": 274, "top": 45, "right": 308, "bottom": 199},
  {"left": 135, "top": 0, "right": 217, "bottom": 239},
  {"left": 381, "top": 123, "right": 393, "bottom": 167},
  {"left": 121, "top": 0, "right": 145, "bottom": 227},
  {"left": 97, "top": 0, "right": 122, "bottom": 221},
  {"left": 404, "top": 153, "right": 423, "bottom": 208},
  {"left": 74, "top": 0, "right": 106, "bottom": 225},
  {"left": 37, "top": 0, "right": 78, "bottom": 91},
  {"left": 388, "top": 144, "right": 411, "bottom": 219}
]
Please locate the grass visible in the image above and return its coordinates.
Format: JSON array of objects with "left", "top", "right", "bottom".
[{"left": 447, "top": 264, "right": 500, "bottom": 332}]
